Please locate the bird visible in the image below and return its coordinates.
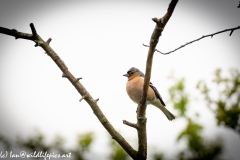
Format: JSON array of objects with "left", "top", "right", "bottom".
[{"left": 123, "top": 67, "right": 176, "bottom": 121}]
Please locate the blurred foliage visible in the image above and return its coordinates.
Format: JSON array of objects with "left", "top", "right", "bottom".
[
  {"left": 152, "top": 152, "right": 164, "bottom": 160},
  {"left": 168, "top": 76, "right": 189, "bottom": 116},
  {"left": 109, "top": 138, "right": 129, "bottom": 160},
  {"left": 77, "top": 132, "right": 94, "bottom": 152},
  {"left": 0, "top": 134, "right": 11, "bottom": 151},
  {"left": 0, "top": 129, "right": 131, "bottom": 160},
  {"left": 177, "top": 119, "right": 222, "bottom": 160},
  {"left": 168, "top": 73, "right": 223, "bottom": 160},
  {"left": 0, "top": 130, "right": 94, "bottom": 160},
  {"left": 1, "top": 68, "right": 240, "bottom": 160},
  {"left": 17, "top": 129, "right": 49, "bottom": 153},
  {"left": 197, "top": 69, "right": 240, "bottom": 135}
]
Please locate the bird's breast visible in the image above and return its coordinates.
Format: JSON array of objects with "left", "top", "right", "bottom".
[{"left": 126, "top": 77, "right": 155, "bottom": 104}]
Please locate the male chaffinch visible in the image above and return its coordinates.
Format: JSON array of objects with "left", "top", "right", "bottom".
[{"left": 123, "top": 67, "right": 176, "bottom": 121}]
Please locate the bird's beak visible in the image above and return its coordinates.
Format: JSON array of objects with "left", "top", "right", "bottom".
[{"left": 123, "top": 73, "right": 129, "bottom": 77}]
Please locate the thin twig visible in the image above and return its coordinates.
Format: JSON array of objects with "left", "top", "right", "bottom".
[
  {"left": 46, "top": 38, "right": 52, "bottom": 44},
  {"left": 30, "top": 23, "right": 37, "bottom": 36},
  {"left": 123, "top": 120, "right": 139, "bottom": 129},
  {"left": 143, "top": 26, "right": 240, "bottom": 55}
]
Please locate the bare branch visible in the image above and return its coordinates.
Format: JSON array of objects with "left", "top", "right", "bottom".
[
  {"left": 136, "top": 0, "right": 179, "bottom": 159},
  {"left": 0, "top": 26, "right": 33, "bottom": 40},
  {"left": 0, "top": 24, "right": 137, "bottom": 159},
  {"left": 143, "top": 26, "right": 240, "bottom": 55}
]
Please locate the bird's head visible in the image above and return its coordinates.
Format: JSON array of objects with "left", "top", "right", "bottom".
[{"left": 123, "top": 67, "right": 144, "bottom": 80}]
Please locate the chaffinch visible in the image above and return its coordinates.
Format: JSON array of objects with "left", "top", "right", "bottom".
[{"left": 123, "top": 67, "right": 176, "bottom": 121}]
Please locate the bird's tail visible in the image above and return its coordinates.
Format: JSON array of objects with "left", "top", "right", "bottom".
[{"left": 152, "top": 100, "right": 176, "bottom": 121}]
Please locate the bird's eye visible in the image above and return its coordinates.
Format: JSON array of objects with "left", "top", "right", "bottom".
[{"left": 128, "top": 71, "right": 132, "bottom": 75}]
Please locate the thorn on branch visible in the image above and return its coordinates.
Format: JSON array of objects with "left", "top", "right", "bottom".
[
  {"left": 62, "top": 73, "right": 67, "bottom": 78},
  {"left": 30, "top": 23, "right": 37, "bottom": 37},
  {"left": 95, "top": 98, "right": 99, "bottom": 102},
  {"left": 75, "top": 77, "right": 82, "bottom": 83},
  {"left": 229, "top": 30, "right": 234, "bottom": 36},
  {"left": 79, "top": 95, "right": 87, "bottom": 102},
  {"left": 152, "top": 17, "right": 160, "bottom": 24},
  {"left": 46, "top": 38, "right": 52, "bottom": 44}
]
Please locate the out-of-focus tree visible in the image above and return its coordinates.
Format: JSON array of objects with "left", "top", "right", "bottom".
[
  {"left": 167, "top": 73, "right": 223, "bottom": 160},
  {"left": 0, "top": 129, "right": 131, "bottom": 160},
  {"left": 177, "top": 118, "right": 222, "bottom": 160},
  {"left": 109, "top": 138, "right": 129, "bottom": 160},
  {"left": 0, "top": 130, "right": 94, "bottom": 160},
  {"left": 168, "top": 76, "right": 189, "bottom": 116},
  {"left": 197, "top": 69, "right": 240, "bottom": 135},
  {"left": 152, "top": 152, "right": 164, "bottom": 160},
  {"left": 2, "top": 69, "right": 240, "bottom": 159}
]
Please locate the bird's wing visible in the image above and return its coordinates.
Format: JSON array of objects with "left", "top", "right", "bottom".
[{"left": 149, "top": 82, "right": 166, "bottom": 106}]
